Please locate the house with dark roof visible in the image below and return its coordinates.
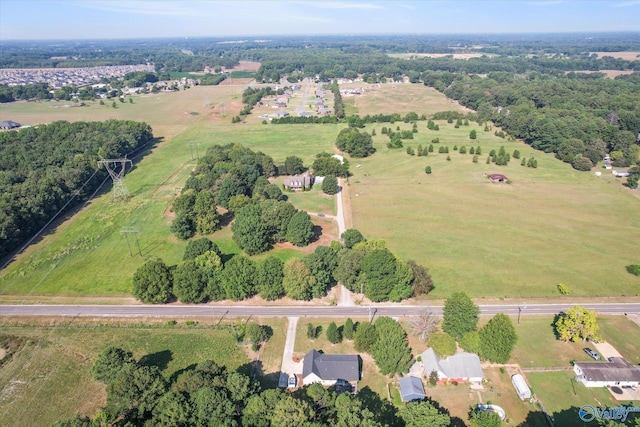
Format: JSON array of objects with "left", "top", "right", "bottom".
[
  {"left": 283, "top": 171, "right": 314, "bottom": 191},
  {"left": 422, "top": 348, "right": 483, "bottom": 384},
  {"left": 574, "top": 357, "right": 640, "bottom": 388},
  {"left": 489, "top": 173, "right": 508, "bottom": 183},
  {"left": 0, "top": 120, "right": 21, "bottom": 130},
  {"left": 302, "top": 349, "right": 360, "bottom": 386},
  {"left": 398, "top": 376, "right": 426, "bottom": 402}
]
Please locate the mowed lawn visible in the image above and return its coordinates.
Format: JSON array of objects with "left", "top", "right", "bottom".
[
  {"left": 0, "top": 324, "right": 250, "bottom": 427},
  {"left": 348, "top": 120, "right": 640, "bottom": 298}
]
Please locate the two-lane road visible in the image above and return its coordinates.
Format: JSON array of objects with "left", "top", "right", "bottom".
[{"left": 1, "top": 303, "right": 639, "bottom": 318}]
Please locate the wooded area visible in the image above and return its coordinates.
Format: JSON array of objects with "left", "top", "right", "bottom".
[{"left": 0, "top": 120, "right": 153, "bottom": 260}]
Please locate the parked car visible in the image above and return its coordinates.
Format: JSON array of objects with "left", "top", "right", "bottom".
[
  {"left": 584, "top": 348, "right": 600, "bottom": 360},
  {"left": 288, "top": 374, "right": 297, "bottom": 388}
]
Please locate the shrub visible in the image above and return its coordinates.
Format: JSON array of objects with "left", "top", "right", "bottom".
[
  {"left": 425, "top": 166, "right": 432, "bottom": 174},
  {"left": 473, "top": 155, "right": 479, "bottom": 163},
  {"left": 469, "top": 130, "right": 477, "bottom": 139},
  {"left": 627, "top": 264, "right": 640, "bottom": 276},
  {"left": 428, "top": 332, "right": 456, "bottom": 357},
  {"left": 557, "top": 283, "right": 570, "bottom": 295},
  {"left": 321, "top": 174, "right": 339, "bottom": 195},
  {"left": 459, "top": 146, "right": 467, "bottom": 154}
]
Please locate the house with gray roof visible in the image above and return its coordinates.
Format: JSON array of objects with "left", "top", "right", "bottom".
[
  {"left": 574, "top": 357, "right": 640, "bottom": 388},
  {"left": 0, "top": 120, "right": 21, "bottom": 130},
  {"left": 422, "top": 348, "right": 483, "bottom": 384},
  {"left": 283, "top": 171, "right": 314, "bottom": 191},
  {"left": 398, "top": 376, "right": 426, "bottom": 402},
  {"left": 302, "top": 349, "right": 360, "bottom": 386}
]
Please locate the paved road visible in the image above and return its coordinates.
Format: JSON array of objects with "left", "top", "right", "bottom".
[{"left": 1, "top": 303, "right": 638, "bottom": 318}]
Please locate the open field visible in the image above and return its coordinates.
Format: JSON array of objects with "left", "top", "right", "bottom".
[
  {"left": 1, "top": 79, "right": 639, "bottom": 300},
  {"left": 339, "top": 81, "right": 469, "bottom": 117},
  {"left": 592, "top": 51, "right": 640, "bottom": 60},
  {"left": 0, "top": 87, "right": 339, "bottom": 297},
  {"left": 0, "top": 322, "right": 250, "bottom": 427},
  {"left": 527, "top": 371, "right": 623, "bottom": 427},
  {"left": 509, "top": 315, "right": 640, "bottom": 367},
  {"left": 348, "top": 120, "right": 640, "bottom": 298}
]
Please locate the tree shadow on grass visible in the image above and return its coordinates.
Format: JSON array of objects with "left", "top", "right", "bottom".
[
  {"left": 358, "top": 386, "right": 398, "bottom": 426},
  {"left": 138, "top": 349, "right": 173, "bottom": 371}
]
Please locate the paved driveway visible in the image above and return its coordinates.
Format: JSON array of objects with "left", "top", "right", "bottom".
[{"left": 593, "top": 342, "right": 623, "bottom": 359}]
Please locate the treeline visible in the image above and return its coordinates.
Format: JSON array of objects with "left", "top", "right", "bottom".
[
  {"left": 199, "top": 74, "right": 227, "bottom": 85},
  {"left": 54, "top": 343, "right": 454, "bottom": 427},
  {"left": 0, "top": 83, "right": 52, "bottom": 103},
  {"left": 0, "top": 120, "right": 154, "bottom": 259},
  {"left": 438, "top": 72, "right": 640, "bottom": 168},
  {"left": 134, "top": 230, "right": 433, "bottom": 305}
]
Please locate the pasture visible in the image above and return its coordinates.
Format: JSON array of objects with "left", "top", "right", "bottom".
[
  {"left": 348, "top": 120, "right": 640, "bottom": 298},
  {"left": 0, "top": 321, "right": 251, "bottom": 427},
  {"left": 1, "top": 80, "right": 639, "bottom": 300}
]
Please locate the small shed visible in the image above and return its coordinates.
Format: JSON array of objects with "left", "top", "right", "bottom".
[
  {"left": 489, "top": 174, "right": 508, "bottom": 183},
  {"left": 511, "top": 374, "right": 532, "bottom": 400},
  {"left": 398, "top": 376, "right": 426, "bottom": 402}
]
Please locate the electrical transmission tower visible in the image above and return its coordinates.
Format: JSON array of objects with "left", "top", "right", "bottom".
[
  {"left": 120, "top": 226, "right": 142, "bottom": 256},
  {"left": 98, "top": 158, "right": 132, "bottom": 201}
]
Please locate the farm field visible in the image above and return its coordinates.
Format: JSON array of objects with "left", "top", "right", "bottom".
[
  {"left": 348, "top": 119, "right": 640, "bottom": 298},
  {"left": 0, "top": 321, "right": 253, "bottom": 427},
  {"left": 1, "top": 80, "right": 639, "bottom": 300}
]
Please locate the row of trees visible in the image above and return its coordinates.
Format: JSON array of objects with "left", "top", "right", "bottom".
[
  {"left": 56, "top": 342, "right": 456, "bottom": 427},
  {"left": 0, "top": 82, "right": 52, "bottom": 102},
  {"left": 0, "top": 120, "right": 154, "bottom": 260}
]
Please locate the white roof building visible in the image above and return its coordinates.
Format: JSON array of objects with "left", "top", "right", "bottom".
[{"left": 421, "top": 348, "right": 483, "bottom": 383}]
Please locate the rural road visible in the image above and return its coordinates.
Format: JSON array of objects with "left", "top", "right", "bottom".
[{"left": 1, "top": 303, "right": 638, "bottom": 318}]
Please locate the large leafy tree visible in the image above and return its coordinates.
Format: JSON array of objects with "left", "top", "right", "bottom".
[
  {"left": 194, "top": 250, "right": 225, "bottom": 301},
  {"left": 90, "top": 346, "right": 135, "bottom": 384},
  {"left": 442, "top": 292, "right": 480, "bottom": 340},
  {"left": 172, "top": 260, "right": 208, "bottom": 303},
  {"left": 333, "top": 248, "right": 365, "bottom": 292},
  {"left": 428, "top": 332, "right": 457, "bottom": 357},
  {"left": 336, "top": 127, "right": 375, "bottom": 157},
  {"left": 132, "top": 259, "right": 174, "bottom": 304},
  {"left": 470, "top": 409, "right": 503, "bottom": 427},
  {"left": 271, "top": 394, "right": 314, "bottom": 427},
  {"left": 256, "top": 256, "right": 285, "bottom": 300},
  {"left": 399, "top": 400, "right": 451, "bottom": 427},
  {"left": 407, "top": 260, "right": 434, "bottom": 296},
  {"left": 334, "top": 393, "right": 382, "bottom": 427},
  {"left": 312, "top": 152, "right": 349, "bottom": 177},
  {"left": 232, "top": 203, "right": 271, "bottom": 255},
  {"left": 242, "top": 389, "right": 284, "bottom": 427},
  {"left": 191, "top": 386, "right": 237, "bottom": 426},
  {"left": 286, "top": 210, "right": 314, "bottom": 246},
  {"left": 304, "top": 246, "right": 339, "bottom": 298},
  {"left": 341, "top": 228, "right": 365, "bottom": 249},
  {"left": 106, "top": 364, "right": 167, "bottom": 422},
  {"left": 321, "top": 174, "right": 339, "bottom": 195},
  {"left": 479, "top": 313, "right": 518, "bottom": 363},
  {"left": 554, "top": 305, "right": 601, "bottom": 342},
  {"left": 326, "top": 321, "right": 341, "bottom": 344},
  {"left": 370, "top": 317, "right": 413, "bottom": 376},
  {"left": 152, "top": 391, "right": 192, "bottom": 427},
  {"left": 359, "top": 248, "right": 399, "bottom": 302},
  {"left": 183, "top": 237, "right": 220, "bottom": 261},
  {"left": 282, "top": 258, "right": 316, "bottom": 300},
  {"left": 260, "top": 199, "right": 297, "bottom": 243},
  {"left": 220, "top": 255, "right": 257, "bottom": 301},
  {"left": 354, "top": 322, "right": 378, "bottom": 353}
]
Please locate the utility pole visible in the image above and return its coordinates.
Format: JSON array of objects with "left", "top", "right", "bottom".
[
  {"left": 189, "top": 142, "right": 200, "bottom": 160},
  {"left": 120, "top": 227, "right": 141, "bottom": 256},
  {"left": 98, "top": 158, "right": 132, "bottom": 201}
]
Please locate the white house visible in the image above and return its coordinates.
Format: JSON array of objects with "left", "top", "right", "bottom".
[
  {"left": 301, "top": 349, "right": 360, "bottom": 386},
  {"left": 421, "top": 348, "right": 483, "bottom": 384},
  {"left": 399, "top": 376, "right": 426, "bottom": 402},
  {"left": 574, "top": 357, "right": 640, "bottom": 388}
]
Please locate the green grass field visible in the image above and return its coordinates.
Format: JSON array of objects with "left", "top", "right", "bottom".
[
  {"left": 0, "top": 323, "right": 250, "bottom": 427},
  {"left": 1, "top": 81, "right": 639, "bottom": 300},
  {"left": 349, "top": 121, "right": 640, "bottom": 298}
]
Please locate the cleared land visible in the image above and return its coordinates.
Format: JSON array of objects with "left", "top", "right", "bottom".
[
  {"left": 0, "top": 322, "right": 251, "bottom": 427},
  {"left": 592, "top": 51, "right": 640, "bottom": 60},
  {"left": 1, "top": 81, "right": 639, "bottom": 300},
  {"left": 348, "top": 120, "right": 640, "bottom": 298}
]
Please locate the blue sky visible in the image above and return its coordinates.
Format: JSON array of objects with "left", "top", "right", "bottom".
[{"left": 1, "top": 1, "right": 639, "bottom": 40}]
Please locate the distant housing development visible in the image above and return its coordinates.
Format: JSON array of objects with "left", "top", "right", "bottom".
[{"left": 0, "top": 64, "right": 154, "bottom": 88}]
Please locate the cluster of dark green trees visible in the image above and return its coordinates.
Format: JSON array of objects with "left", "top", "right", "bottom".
[
  {"left": 169, "top": 144, "right": 280, "bottom": 240},
  {"left": 428, "top": 292, "right": 517, "bottom": 364},
  {"left": 0, "top": 82, "right": 52, "bottom": 102},
  {"left": 335, "top": 128, "right": 375, "bottom": 158},
  {"left": 0, "top": 120, "right": 153, "bottom": 260},
  {"left": 334, "top": 230, "right": 434, "bottom": 302},
  {"left": 54, "top": 343, "right": 457, "bottom": 427},
  {"left": 439, "top": 73, "right": 640, "bottom": 169}
]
